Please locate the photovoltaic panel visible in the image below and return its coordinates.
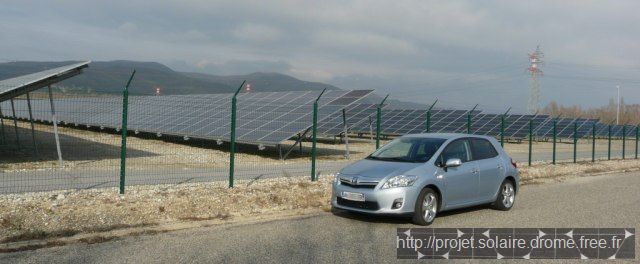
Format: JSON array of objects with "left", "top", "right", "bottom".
[
  {"left": 471, "top": 113, "right": 502, "bottom": 136},
  {"left": 1, "top": 90, "right": 373, "bottom": 145},
  {"left": 0, "top": 61, "right": 90, "bottom": 102},
  {"left": 317, "top": 103, "right": 377, "bottom": 136}
]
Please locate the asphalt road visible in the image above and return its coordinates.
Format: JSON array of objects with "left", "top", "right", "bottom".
[{"left": 2, "top": 171, "right": 638, "bottom": 263}]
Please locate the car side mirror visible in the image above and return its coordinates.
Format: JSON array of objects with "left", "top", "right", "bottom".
[{"left": 445, "top": 158, "right": 462, "bottom": 168}]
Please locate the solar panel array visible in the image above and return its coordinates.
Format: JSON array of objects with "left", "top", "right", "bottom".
[
  {"left": 313, "top": 103, "right": 638, "bottom": 140},
  {"left": 1, "top": 90, "right": 373, "bottom": 145},
  {"left": 0, "top": 61, "right": 90, "bottom": 102}
]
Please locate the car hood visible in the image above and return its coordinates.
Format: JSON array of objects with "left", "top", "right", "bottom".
[{"left": 339, "top": 159, "right": 423, "bottom": 181}]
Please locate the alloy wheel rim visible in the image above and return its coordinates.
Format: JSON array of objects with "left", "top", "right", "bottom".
[
  {"left": 502, "top": 183, "right": 515, "bottom": 208},
  {"left": 422, "top": 193, "right": 437, "bottom": 222}
]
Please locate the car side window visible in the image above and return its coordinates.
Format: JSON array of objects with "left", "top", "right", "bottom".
[
  {"left": 439, "top": 139, "right": 471, "bottom": 164},
  {"left": 470, "top": 138, "right": 498, "bottom": 160}
]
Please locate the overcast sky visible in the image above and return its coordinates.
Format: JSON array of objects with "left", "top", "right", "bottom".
[{"left": 1, "top": 1, "right": 639, "bottom": 112}]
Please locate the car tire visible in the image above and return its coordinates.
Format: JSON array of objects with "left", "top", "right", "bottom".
[
  {"left": 492, "top": 179, "right": 516, "bottom": 211},
  {"left": 412, "top": 187, "right": 438, "bottom": 226}
]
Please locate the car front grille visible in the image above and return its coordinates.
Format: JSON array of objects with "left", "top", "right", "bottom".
[
  {"left": 339, "top": 177, "right": 378, "bottom": 189},
  {"left": 337, "top": 197, "right": 380, "bottom": 210},
  {"left": 340, "top": 181, "right": 376, "bottom": 189}
]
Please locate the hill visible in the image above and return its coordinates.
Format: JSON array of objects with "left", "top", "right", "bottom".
[{"left": 0, "top": 61, "right": 338, "bottom": 95}]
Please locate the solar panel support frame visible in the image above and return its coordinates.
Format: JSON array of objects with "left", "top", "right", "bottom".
[
  {"left": 47, "top": 85, "right": 64, "bottom": 168},
  {"left": 26, "top": 92, "right": 39, "bottom": 157},
  {"left": 9, "top": 98, "right": 19, "bottom": 147},
  {"left": 0, "top": 105, "right": 5, "bottom": 144}
]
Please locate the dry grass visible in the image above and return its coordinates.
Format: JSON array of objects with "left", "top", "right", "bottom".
[
  {"left": 0, "top": 176, "right": 333, "bottom": 243},
  {"left": 519, "top": 159, "right": 640, "bottom": 183}
]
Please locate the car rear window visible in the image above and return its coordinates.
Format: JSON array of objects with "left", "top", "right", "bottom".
[{"left": 470, "top": 138, "right": 498, "bottom": 160}]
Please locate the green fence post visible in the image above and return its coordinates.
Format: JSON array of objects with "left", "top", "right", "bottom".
[
  {"left": 573, "top": 121, "right": 577, "bottom": 163},
  {"left": 635, "top": 125, "right": 640, "bottom": 159},
  {"left": 425, "top": 100, "right": 437, "bottom": 133},
  {"left": 500, "top": 108, "right": 510, "bottom": 147},
  {"left": 229, "top": 80, "right": 245, "bottom": 188},
  {"left": 467, "top": 104, "right": 478, "bottom": 134},
  {"left": 376, "top": 94, "right": 389, "bottom": 149},
  {"left": 500, "top": 115, "right": 505, "bottom": 147},
  {"left": 622, "top": 125, "right": 626, "bottom": 159},
  {"left": 552, "top": 118, "right": 557, "bottom": 165},
  {"left": 591, "top": 122, "right": 596, "bottom": 162},
  {"left": 528, "top": 119, "right": 533, "bottom": 166},
  {"left": 311, "top": 88, "right": 326, "bottom": 182},
  {"left": 607, "top": 124, "right": 612, "bottom": 160},
  {"left": 119, "top": 70, "right": 136, "bottom": 195}
]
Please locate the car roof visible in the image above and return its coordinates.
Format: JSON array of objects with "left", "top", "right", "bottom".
[{"left": 402, "top": 133, "right": 494, "bottom": 141}]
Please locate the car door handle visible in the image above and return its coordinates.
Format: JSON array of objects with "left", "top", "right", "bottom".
[{"left": 471, "top": 169, "right": 479, "bottom": 173}]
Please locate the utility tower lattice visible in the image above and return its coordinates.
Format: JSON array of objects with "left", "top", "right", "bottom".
[{"left": 527, "top": 46, "right": 544, "bottom": 114}]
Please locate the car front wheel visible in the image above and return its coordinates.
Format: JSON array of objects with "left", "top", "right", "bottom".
[
  {"left": 493, "top": 180, "right": 515, "bottom": 210},
  {"left": 413, "top": 187, "right": 438, "bottom": 225}
]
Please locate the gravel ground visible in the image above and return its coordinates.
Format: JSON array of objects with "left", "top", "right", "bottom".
[
  {"left": 1, "top": 159, "right": 639, "bottom": 247},
  {"left": 2, "top": 170, "right": 638, "bottom": 263}
]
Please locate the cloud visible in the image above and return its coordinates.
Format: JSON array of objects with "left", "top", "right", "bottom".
[
  {"left": 232, "top": 23, "right": 281, "bottom": 43},
  {"left": 311, "top": 30, "right": 418, "bottom": 57},
  {"left": 1, "top": 0, "right": 639, "bottom": 108},
  {"left": 118, "top": 21, "right": 137, "bottom": 33}
]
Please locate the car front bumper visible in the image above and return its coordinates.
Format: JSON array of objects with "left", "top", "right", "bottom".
[{"left": 331, "top": 180, "right": 420, "bottom": 215}]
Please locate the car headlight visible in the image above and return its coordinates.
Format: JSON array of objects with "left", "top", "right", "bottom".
[
  {"left": 334, "top": 173, "right": 341, "bottom": 184},
  {"left": 381, "top": 175, "right": 417, "bottom": 189}
]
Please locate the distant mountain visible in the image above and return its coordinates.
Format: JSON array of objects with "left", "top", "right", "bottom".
[
  {"left": 0, "top": 60, "right": 337, "bottom": 95},
  {"left": 182, "top": 72, "right": 340, "bottom": 93}
]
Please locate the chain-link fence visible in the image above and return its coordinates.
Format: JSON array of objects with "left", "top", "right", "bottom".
[{"left": 1, "top": 75, "right": 639, "bottom": 194}]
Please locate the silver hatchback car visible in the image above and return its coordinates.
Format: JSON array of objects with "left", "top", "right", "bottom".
[{"left": 332, "top": 133, "right": 519, "bottom": 225}]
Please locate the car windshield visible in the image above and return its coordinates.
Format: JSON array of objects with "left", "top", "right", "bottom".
[{"left": 367, "top": 137, "right": 446, "bottom": 163}]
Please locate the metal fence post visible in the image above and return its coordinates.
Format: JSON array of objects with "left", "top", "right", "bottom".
[
  {"left": 0, "top": 105, "right": 5, "bottom": 144},
  {"left": 311, "top": 88, "right": 326, "bottom": 182},
  {"left": 552, "top": 118, "right": 557, "bottom": 165},
  {"left": 607, "top": 124, "right": 612, "bottom": 160},
  {"left": 622, "top": 125, "right": 626, "bottom": 159},
  {"left": 467, "top": 104, "right": 478, "bottom": 134},
  {"left": 573, "top": 121, "right": 577, "bottom": 163},
  {"left": 528, "top": 119, "right": 533, "bottom": 166},
  {"left": 425, "top": 100, "right": 437, "bottom": 133},
  {"left": 229, "top": 80, "right": 245, "bottom": 188},
  {"left": 119, "top": 70, "right": 136, "bottom": 194},
  {"left": 635, "top": 125, "right": 639, "bottom": 159},
  {"left": 376, "top": 94, "right": 389, "bottom": 149},
  {"left": 636, "top": 125, "right": 639, "bottom": 159},
  {"left": 591, "top": 122, "right": 596, "bottom": 162},
  {"left": 500, "top": 108, "right": 510, "bottom": 147}
]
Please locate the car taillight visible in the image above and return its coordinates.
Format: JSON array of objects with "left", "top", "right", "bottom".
[{"left": 510, "top": 158, "right": 517, "bottom": 168}]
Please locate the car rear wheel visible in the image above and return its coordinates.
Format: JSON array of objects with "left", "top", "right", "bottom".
[
  {"left": 493, "top": 180, "right": 515, "bottom": 211},
  {"left": 413, "top": 187, "right": 438, "bottom": 226}
]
